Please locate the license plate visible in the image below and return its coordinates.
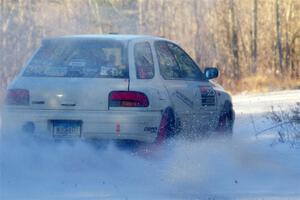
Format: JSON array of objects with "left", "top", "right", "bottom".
[{"left": 52, "top": 120, "right": 81, "bottom": 137}]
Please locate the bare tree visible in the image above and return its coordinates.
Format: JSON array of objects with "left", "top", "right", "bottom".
[
  {"left": 251, "top": 0, "right": 258, "bottom": 74},
  {"left": 229, "top": 0, "right": 240, "bottom": 80},
  {"left": 276, "top": 0, "right": 283, "bottom": 74}
]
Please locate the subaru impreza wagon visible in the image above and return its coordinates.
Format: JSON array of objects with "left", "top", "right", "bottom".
[{"left": 1, "top": 34, "right": 234, "bottom": 144}]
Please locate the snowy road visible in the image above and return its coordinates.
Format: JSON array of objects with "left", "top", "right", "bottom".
[{"left": 1, "top": 90, "right": 300, "bottom": 200}]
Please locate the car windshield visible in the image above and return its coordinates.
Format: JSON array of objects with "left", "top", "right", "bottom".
[{"left": 23, "top": 39, "right": 128, "bottom": 78}]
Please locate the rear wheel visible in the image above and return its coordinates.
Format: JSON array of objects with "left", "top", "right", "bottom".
[
  {"left": 155, "top": 109, "right": 175, "bottom": 145},
  {"left": 131, "top": 109, "right": 175, "bottom": 156}
]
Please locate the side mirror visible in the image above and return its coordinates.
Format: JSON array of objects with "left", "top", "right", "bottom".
[{"left": 204, "top": 67, "right": 219, "bottom": 80}]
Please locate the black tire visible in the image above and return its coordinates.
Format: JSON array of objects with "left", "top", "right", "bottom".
[{"left": 217, "top": 103, "right": 234, "bottom": 137}]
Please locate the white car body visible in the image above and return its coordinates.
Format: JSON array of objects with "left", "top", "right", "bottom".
[{"left": 1, "top": 35, "right": 234, "bottom": 143}]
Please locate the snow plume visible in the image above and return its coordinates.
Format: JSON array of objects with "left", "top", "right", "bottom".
[
  {"left": 1, "top": 90, "right": 300, "bottom": 200},
  {"left": 1, "top": 135, "right": 299, "bottom": 200}
]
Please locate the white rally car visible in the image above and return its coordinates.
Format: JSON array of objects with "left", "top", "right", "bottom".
[{"left": 1, "top": 35, "right": 234, "bottom": 144}]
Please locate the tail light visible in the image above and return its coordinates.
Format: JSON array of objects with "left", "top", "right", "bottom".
[
  {"left": 5, "top": 89, "right": 30, "bottom": 105},
  {"left": 109, "top": 91, "right": 149, "bottom": 107}
]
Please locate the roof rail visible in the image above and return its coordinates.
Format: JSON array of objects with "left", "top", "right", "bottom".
[{"left": 108, "top": 32, "right": 119, "bottom": 35}]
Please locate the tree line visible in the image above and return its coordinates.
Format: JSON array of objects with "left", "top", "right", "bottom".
[{"left": 0, "top": 0, "right": 300, "bottom": 101}]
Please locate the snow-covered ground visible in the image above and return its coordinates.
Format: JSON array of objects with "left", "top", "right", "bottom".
[{"left": 1, "top": 90, "right": 300, "bottom": 200}]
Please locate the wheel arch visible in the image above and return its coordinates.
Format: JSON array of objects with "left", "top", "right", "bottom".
[
  {"left": 222, "top": 100, "right": 235, "bottom": 122},
  {"left": 162, "top": 106, "right": 182, "bottom": 134}
]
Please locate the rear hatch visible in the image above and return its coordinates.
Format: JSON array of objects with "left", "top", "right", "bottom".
[{"left": 8, "top": 37, "right": 129, "bottom": 111}]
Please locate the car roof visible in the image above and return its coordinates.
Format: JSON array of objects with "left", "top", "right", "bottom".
[{"left": 43, "top": 34, "right": 168, "bottom": 43}]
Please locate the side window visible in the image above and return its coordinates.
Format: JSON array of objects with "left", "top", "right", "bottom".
[
  {"left": 134, "top": 42, "right": 154, "bottom": 79},
  {"left": 167, "top": 43, "right": 204, "bottom": 80},
  {"left": 155, "top": 41, "right": 181, "bottom": 79}
]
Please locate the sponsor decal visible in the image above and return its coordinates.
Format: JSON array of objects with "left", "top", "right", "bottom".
[
  {"left": 144, "top": 127, "right": 158, "bottom": 133},
  {"left": 200, "top": 86, "right": 216, "bottom": 96},
  {"left": 175, "top": 91, "right": 194, "bottom": 108},
  {"left": 200, "top": 86, "right": 216, "bottom": 107}
]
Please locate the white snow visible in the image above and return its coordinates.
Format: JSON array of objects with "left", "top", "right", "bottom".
[{"left": 1, "top": 90, "right": 300, "bottom": 200}]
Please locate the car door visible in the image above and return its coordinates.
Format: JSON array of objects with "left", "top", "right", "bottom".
[
  {"left": 153, "top": 41, "right": 195, "bottom": 133},
  {"left": 154, "top": 41, "right": 218, "bottom": 134},
  {"left": 167, "top": 42, "right": 219, "bottom": 131}
]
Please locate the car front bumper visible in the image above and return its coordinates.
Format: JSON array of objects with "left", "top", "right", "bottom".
[{"left": 1, "top": 108, "right": 162, "bottom": 143}]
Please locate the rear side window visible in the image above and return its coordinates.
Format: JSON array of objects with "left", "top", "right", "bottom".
[
  {"left": 23, "top": 39, "right": 128, "bottom": 78},
  {"left": 134, "top": 42, "right": 154, "bottom": 79},
  {"left": 154, "top": 41, "right": 181, "bottom": 79}
]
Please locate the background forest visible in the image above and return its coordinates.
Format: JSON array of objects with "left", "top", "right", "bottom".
[{"left": 1, "top": 0, "right": 300, "bottom": 101}]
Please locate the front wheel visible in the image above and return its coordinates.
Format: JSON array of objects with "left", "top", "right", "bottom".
[{"left": 216, "top": 110, "right": 234, "bottom": 137}]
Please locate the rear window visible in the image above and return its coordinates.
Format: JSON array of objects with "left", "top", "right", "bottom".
[{"left": 23, "top": 39, "right": 128, "bottom": 78}]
